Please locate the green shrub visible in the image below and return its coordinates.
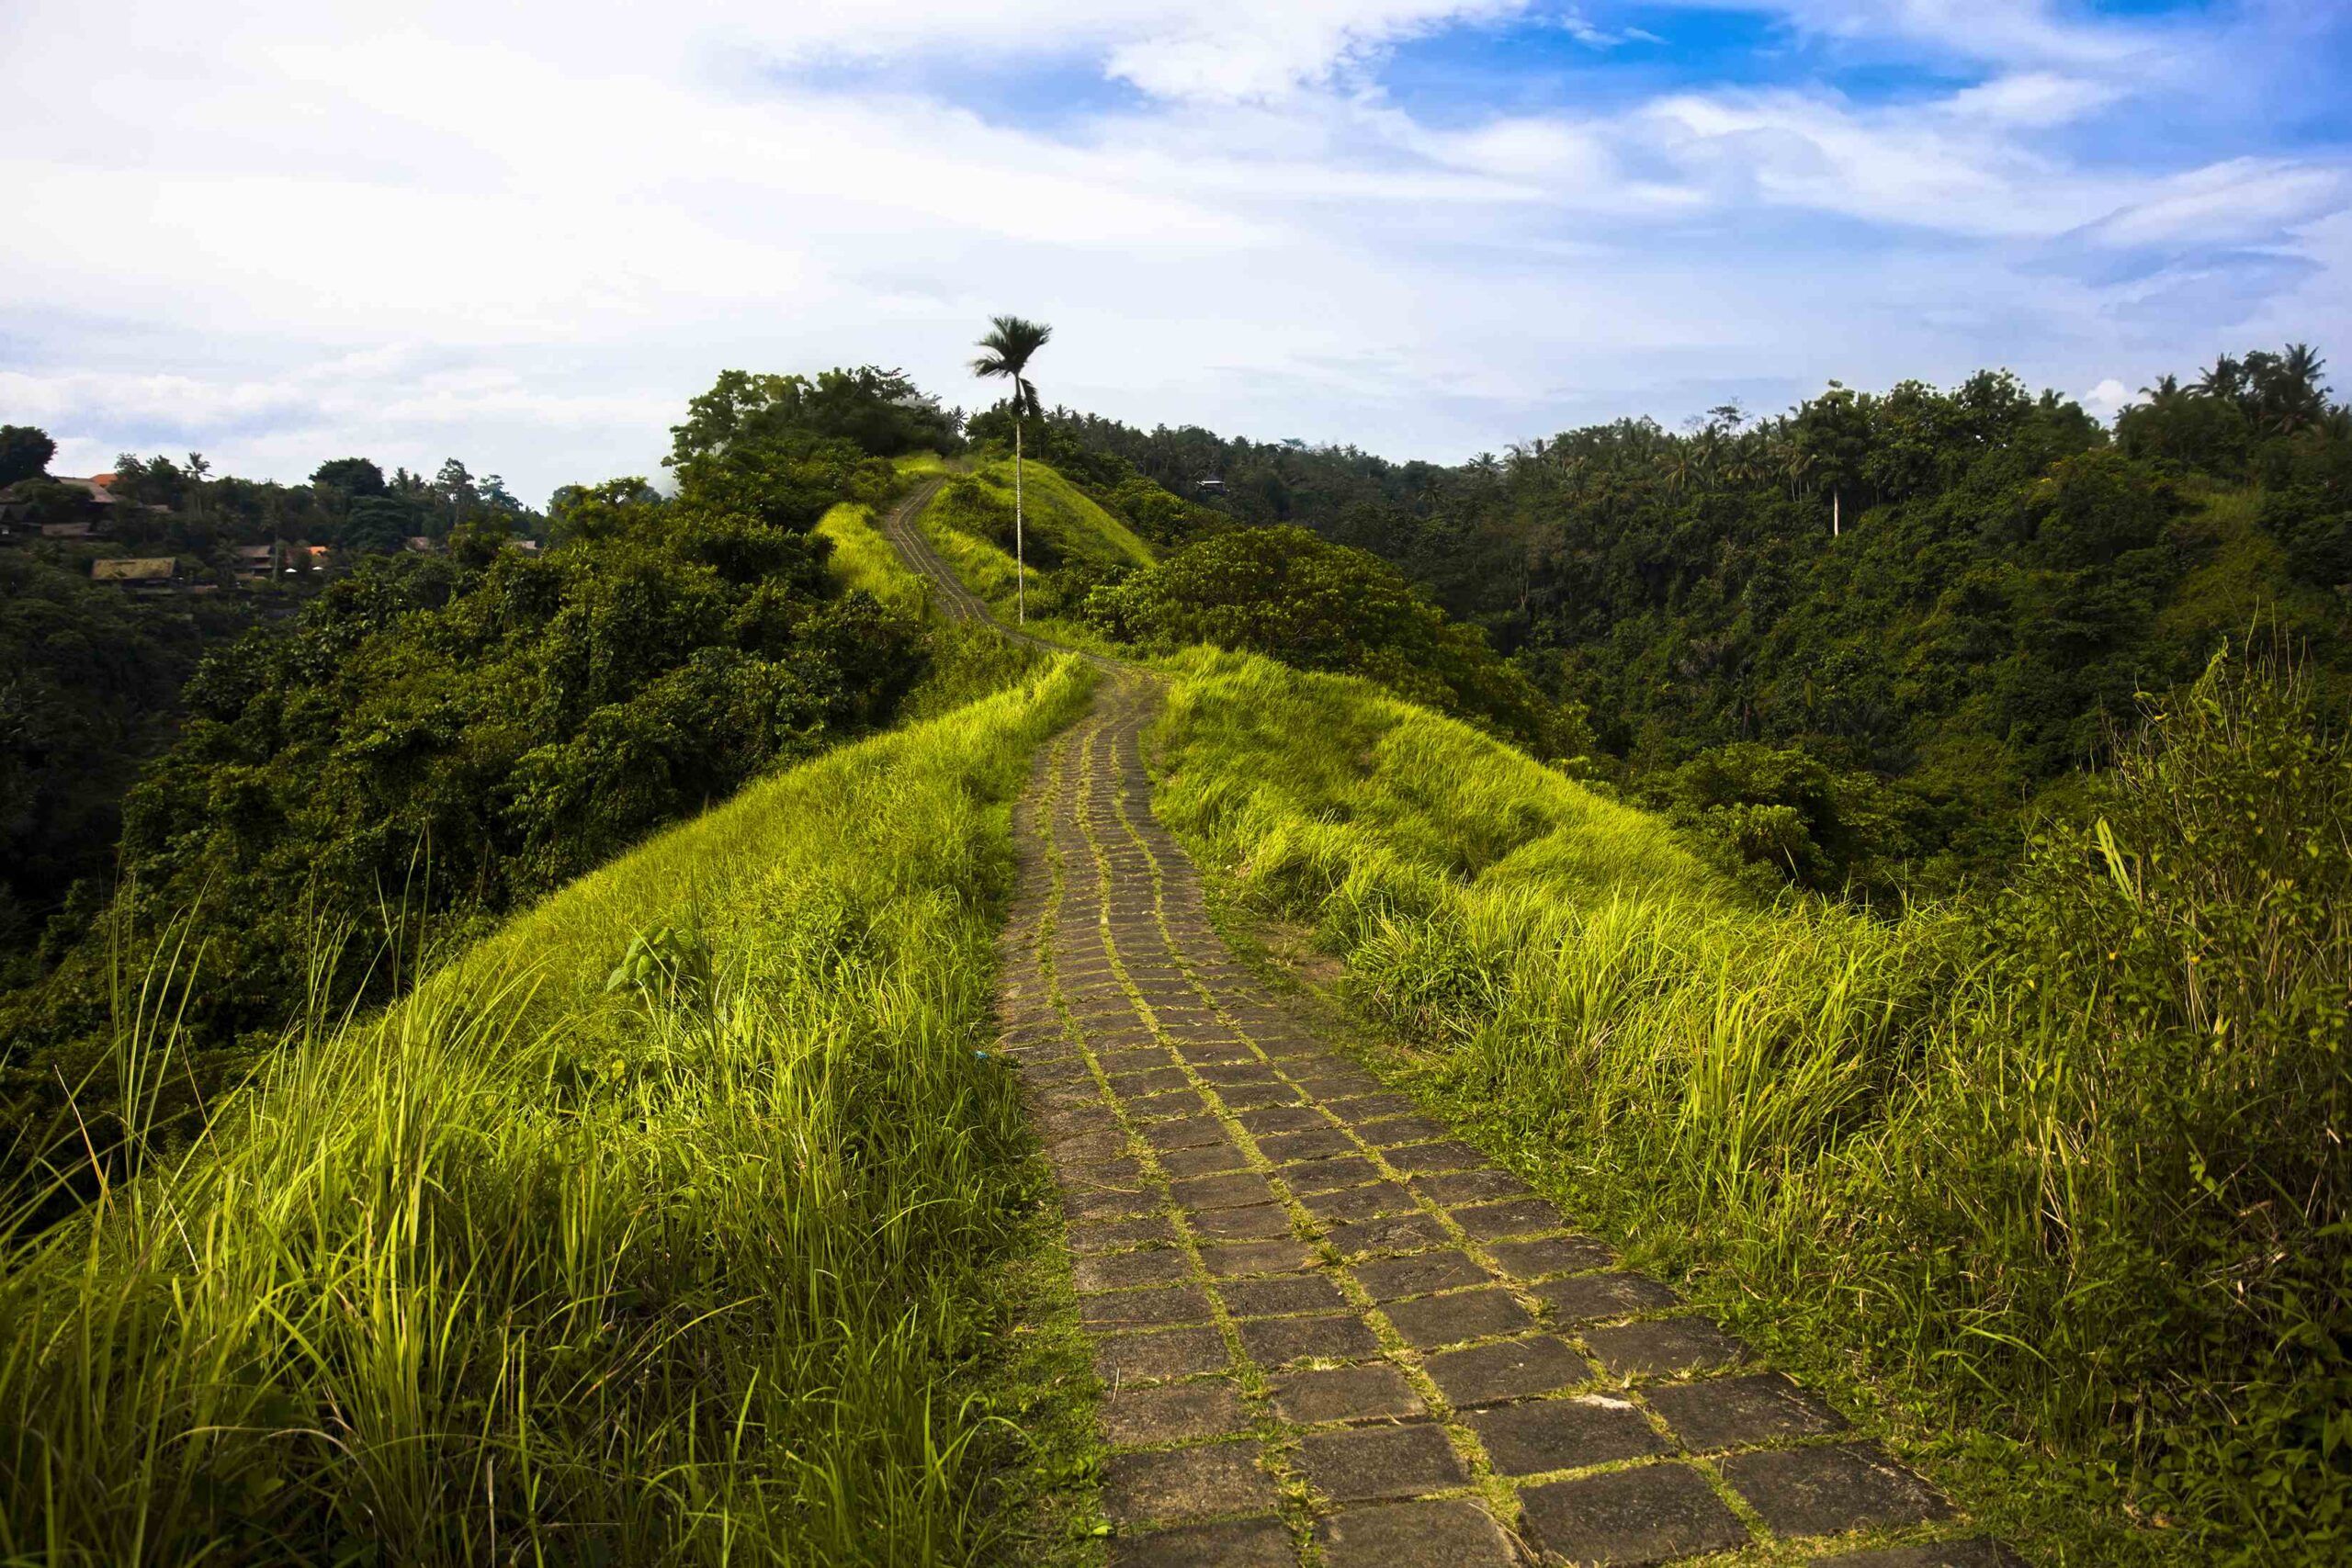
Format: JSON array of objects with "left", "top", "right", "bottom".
[{"left": 1092, "top": 525, "right": 1587, "bottom": 758}]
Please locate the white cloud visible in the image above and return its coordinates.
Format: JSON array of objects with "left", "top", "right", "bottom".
[
  {"left": 0, "top": 0, "right": 2344, "bottom": 499},
  {"left": 2082, "top": 376, "right": 2130, "bottom": 418}
]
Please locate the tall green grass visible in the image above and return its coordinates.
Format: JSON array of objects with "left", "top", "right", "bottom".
[
  {"left": 0, "top": 659, "right": 1095, "bottom": 1564},
  {"left": 1151, "top": 646, "right": 2349, "bottom": 1563}
]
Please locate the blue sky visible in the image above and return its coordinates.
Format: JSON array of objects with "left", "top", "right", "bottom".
[{"left": 1, "top": 1, "right": 2346, "bottom": 500}]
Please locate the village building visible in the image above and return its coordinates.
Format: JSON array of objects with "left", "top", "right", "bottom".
[{"left": 90, "top": 557, "right": 180, "bottom": 591}]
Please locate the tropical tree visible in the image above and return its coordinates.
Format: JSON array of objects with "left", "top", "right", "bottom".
[{"left": 971, "top": 314, "right": 1052, "bottom": 623}]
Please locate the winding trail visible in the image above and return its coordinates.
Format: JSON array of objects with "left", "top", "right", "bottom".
[{"left": 874, "top": 483, "right": 2017, "bottom": 1568}]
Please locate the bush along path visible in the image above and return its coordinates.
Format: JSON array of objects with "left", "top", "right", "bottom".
[{"left": 883, "top": 482, "right": 2022, "bottom": 1567}]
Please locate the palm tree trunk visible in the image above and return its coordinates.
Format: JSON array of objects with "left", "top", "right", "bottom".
[{"left": 1014, "top": 417, "right": 1026, "bottom": 625}]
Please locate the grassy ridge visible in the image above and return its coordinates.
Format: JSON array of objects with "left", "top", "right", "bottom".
[
  {"left": 1149, "top": 647, "right": 2346, "bottom": 1563},
  {"left": 903, "top": 460, "right": 1130, "bottom": 656},
  {"left": 0, "top": 658, "right": 1096, "bottom": 1564},
  {"left": 819, "top": 495, "right": 1052, "bottom": 720},
  {"left": 966, "top": 457, "right": 1156, "bottom": 571}
]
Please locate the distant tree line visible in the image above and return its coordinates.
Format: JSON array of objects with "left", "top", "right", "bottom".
[{"left": 1041, "top": 346, "right": 2350, "bottom": 900}]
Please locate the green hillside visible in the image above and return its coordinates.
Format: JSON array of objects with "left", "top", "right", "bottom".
[
  {"left": 0, "top": 656, "right": 1099, "bottom": 1562},
  {"left": 1151, "top": 645, "right": 2348, "bottom": 1562}
]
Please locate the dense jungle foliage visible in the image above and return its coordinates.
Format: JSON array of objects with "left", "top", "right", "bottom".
[
  {"left": 0, "top": 436, "right": 548, "bottom": 981},
  {"left": 0, "top": 372, "right": 953, "bottom": 1206},
  {"left": 1047, "top": 345, "right": 2352, "bottom": 899}
]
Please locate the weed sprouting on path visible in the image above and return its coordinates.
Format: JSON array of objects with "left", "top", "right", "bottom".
[{"left": 0, "top": 660, "right": 1095, "bottom": 1563}]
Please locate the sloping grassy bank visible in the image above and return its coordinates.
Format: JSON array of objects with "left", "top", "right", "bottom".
[
  {"left": 819, "top": 498, "right": 1046, "bottom": 717},
  {"left": 0, "top": 659, "right": 1095, "bottom": 1564},
  {"left": 1149, "top": 647, "right": 2348, "bottom": 1564},
  {"left": 906, "top": 460, "right": 1139, "bottom": 655}
]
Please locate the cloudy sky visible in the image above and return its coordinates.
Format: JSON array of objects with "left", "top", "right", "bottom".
[{"left": 2, "top": 1, "right": 2346, "bottom": 502}]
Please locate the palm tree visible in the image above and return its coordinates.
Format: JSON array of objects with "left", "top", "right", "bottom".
[{"left": 971, "top": 315, "right": 1052, "bottom": 624}]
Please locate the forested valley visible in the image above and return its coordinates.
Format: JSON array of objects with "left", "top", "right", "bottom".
[
  {"left": 0, "top": 345, "right": 2346, "bottom": 1564},
  {"left": 1039, "top": 347, "right": 2349, "bottom": 901}
]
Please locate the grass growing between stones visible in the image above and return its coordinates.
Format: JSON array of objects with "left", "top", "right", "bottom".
[
  {"left": 1148, "top": 645, "right": 2348, "bottom": 1566},
  {"left": 0, "top": 659, "right": 1102, "bottom": 1565}
]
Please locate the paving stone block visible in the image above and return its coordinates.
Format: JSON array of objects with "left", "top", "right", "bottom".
[
  {"left": 1057, "top": 1156, "right": 1148, "bottom": 1194},
  {"left": 1074, "top": 1248, "right": 1197, "bottom": 1293},
  {"left": 1355, "top": 1249, "right": 1492, "bottom": 1302},
  {"left": 1196, "top": 1062, "right": 1280, "bottom": 1088},
  {"left": 1299, "top": 1181, "right": 1419, "bottom": 1225},
  {"left": 1423, "top": 1336, "right": 1595, "bottom": 1407},
  {"left": 1283, "top": 1156, "right": 1385, "bottom": 1193},
  {"left": 1039, "top": 1105, "right": 1124, "bottom": 1142},
  {"left": 1125, "top": 1089, "right": 1210, "bottom": 1122},
  {"left": 1582, "top": 1318, "right": 1747, "bottom": 1380},
  {"left": 1718, "top": 1443, "right": 1951, "bottom": 1539},
  {"left": 1256, "top": 1035, "right": 1330, "bottom": 1062},
  {"left": 1291, "top": 1069, "right": 1386, "bottom": 1098},
  {"left": 1104, "top": 1442, "right": 1281, "bottom": 1525},
  {"left": 1808, "top": 1541, "right": 2027, "bottom": 1568},
  {"left": 1102, "top": 1379, "right": 1252, "bottom": 1448},
  {"left": 1237, "top": 1312, "right": 1383, "bottom": 1366},
  {"left": 1519, "top": 1462, "right": 1749, "bottom": 1564},
  {"left": 1355, "top": 1115, "right": 1456, "bottom": 1146},
  {"left": 1109, "top": 1518, "right": 1295, "bottom": 1568},
  {"left": 1382, "top": 1287, "right": 1537, "bottom": 1348},
  {"left": 1412, "top": 1168, "right": 1535, "bottom": 1205},
  {"left": 1159, "top": 1143, "right": 1251, "bottom": 1179},
  {"left": 1258, "top": 1126, "right": 1362, "bottom": 1164},
  {"left": 1238, "top": 1104, "right": 1329, "bottom": 1134},
  {"left": 1218, "top": 1272, "right": 1350, "bottom": 1318},
  {"left": 1094, "top": 1325, "right": 1232, "bottom": 1385},
  {"left": 1533, "top": 1272, "right": 1680, "bottom": 1324},
  {"left": 1049, "top": 1129, "right": 1137, "bottom": 1168},
  {"left": 1197, "top": 1239, "right": 1318, "bottom": 1277},
  {"left": 1023, "top": 1081, "right": 1103, "bottom": 1114},
  {"left": 1488, "top": 1235, "right": 1617, "bottom": 1281},
  {"left": 1172, "top": 1040, "right": 1256, "bottom": 1066},
  {"left": 1386, "top": 1142, "right": 1492, "bottom": 1177},
  {"left": 1271, "top": 1362, "right": 1427, "bottom": 1425},
  {"left": 1295, "top": 1422, "right": 1467, "bottom": 1502},
  {"left": 1144, "top": 1117, "right": 1230, "bottom": 1152},
  {"left": 1465, "top": 1393, "right": 1668, "bottom": 1475},
  {"left": 1317, "top": 1500, "right": 1515, "bottom": 1568},
  {"left": 1113, "top": 1066, "right": 1195, "bottom": 1096},
  {"left": 1645, "top": 1372, "right": 1847, "bottom": 1452},
  {"left": 1069, "top": 1215, "right": 1180, "bottom": 1254},
  {"left": 1100, "top": 1046, "right": 1176, "bottom": 1074},
  {"left": 1171, "top": 1172, "right": 1276, "bottom": 1212},
  {"left": 1082, "top": 1282, "right": 1216, "bottom": 1329},
  {"left": 1326, "top": 1091, "right": 1420, "bottom": 1121},
  {"left": 1215, "top": 1083, "right": 1305, "bottom": 1111},
  {"left": 1325, "top": 1213, "right": 1451, "bottom": 1257},
  {"left": 1191, "top": 1203, "right": 1297, "bottom": 1241},
  {"left": 1063, "top": 1185, "right": 1161, "bottom": 1223},
  {"left": 1451, "top": 1197, "right": 1569, "bottom": 1239}
]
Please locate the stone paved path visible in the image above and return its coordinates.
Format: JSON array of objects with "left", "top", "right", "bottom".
[{"left": 875, "top": 483, "right": 2021, "bottom": 1568}]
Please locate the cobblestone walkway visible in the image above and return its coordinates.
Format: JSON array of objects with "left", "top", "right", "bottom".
[{"left": 878, "top": 485, "right": 2019, "bottom": 1567}]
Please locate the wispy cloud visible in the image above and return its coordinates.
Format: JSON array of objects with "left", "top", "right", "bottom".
[{"left": 0, "top": 0, "right": 2344, "bottom": 498}]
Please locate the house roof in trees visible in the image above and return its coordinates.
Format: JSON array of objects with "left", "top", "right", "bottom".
[
  {"left": 55, "top": 476, "right": 119, "bottom": 504},
  {"left": 91, "top": 557, "right": 176, "bottom": 581}
]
